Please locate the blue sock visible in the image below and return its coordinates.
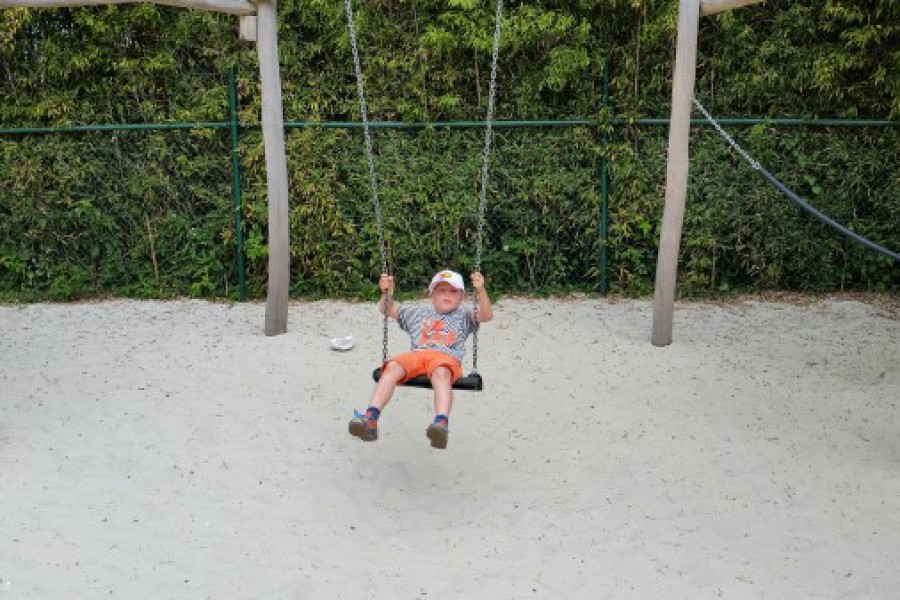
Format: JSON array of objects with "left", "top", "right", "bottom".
[
  {"left": 366, "top": 406, "right": 381, "bottom": 420},
  {"left": 434, "top": 414, "right": 449, "bottom": 427}
]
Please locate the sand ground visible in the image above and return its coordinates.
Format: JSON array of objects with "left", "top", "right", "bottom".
[{"left": 1, "top": 297, "right": 898, "bottom": 600}]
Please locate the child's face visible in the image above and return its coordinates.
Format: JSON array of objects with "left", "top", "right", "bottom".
[{"left": 430, "top": 282, "right": 464, "bottom": 313}]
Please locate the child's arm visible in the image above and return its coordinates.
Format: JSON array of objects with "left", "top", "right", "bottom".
[
  {"left": 470, "top": 271, "right": 494, "bottom": 323},
  {"left": 379, "top": 273, "right": 400, "bottom": 320}
]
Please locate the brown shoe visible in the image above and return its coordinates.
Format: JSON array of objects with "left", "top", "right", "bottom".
[
  {"left": 349, "top": 411, "right": 378, "bottom": 441},
  {"left": 426, "top": 423, "right": 448, "bottom": 449}
]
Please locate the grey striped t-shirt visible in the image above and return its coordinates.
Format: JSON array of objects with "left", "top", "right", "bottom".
[{"left": 397, "top": 304, "right": 479, "bottom": 362}]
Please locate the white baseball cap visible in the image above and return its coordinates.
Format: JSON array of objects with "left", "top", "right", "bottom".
[{"left": 428, "top": 270, "right": 465, "bottom": 295}]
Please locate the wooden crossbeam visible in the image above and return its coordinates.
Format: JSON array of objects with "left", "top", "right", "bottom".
[{"left": 700, "top": 0, "right": 765, "bottom": 17}]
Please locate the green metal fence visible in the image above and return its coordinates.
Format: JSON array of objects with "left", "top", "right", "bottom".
[{"left": 1, "top": 64, "right": 896, "bottom": 300}]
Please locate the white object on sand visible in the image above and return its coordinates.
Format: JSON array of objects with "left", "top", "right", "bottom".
[{"left": 329, "top": 334, "right": 355, "bottom": 352}]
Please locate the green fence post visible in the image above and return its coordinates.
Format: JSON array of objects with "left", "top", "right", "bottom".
[
  {"left": 228, "top": 66, "right": 247, "bottom": 301},
  {"left": 599, "top": 58, "right": 611, "bottom": 295}
]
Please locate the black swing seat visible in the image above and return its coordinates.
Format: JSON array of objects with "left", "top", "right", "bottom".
[{"left": 372, "top": 368, "right": 483, "bottom": 392}]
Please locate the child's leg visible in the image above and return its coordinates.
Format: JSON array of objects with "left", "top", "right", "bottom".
[
  {"left": 370, "top": 360, "right": 406, "bottom": 410},
  {"left": 430, "top": 366, "right": 455, "bottom": 418},
  {"left": 426, "top": 366, "right": 453, "bottom": 449},
  {"left": 350, "top": 360, "right": 408, "bottom": 442}
]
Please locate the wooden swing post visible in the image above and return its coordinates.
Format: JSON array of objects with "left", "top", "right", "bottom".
[
  {"left": 255, "top": 0, "right": 291, "bottom": 336},
  {"left": 651, "top": 0, "right": 764, "bottom": 347}
]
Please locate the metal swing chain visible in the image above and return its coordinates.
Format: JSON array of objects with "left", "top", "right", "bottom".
[
  {"left": 471, "top": 0, "right": 503, "bottom": 375},
  {"left": 694, "top": 98, "right": 900, "bottom": 263},
  {"left": 346, "top": 0, "right": 503, "bottom": 369},
  {"left": 344, "top": 0, "right": 391, "bottom": 363},
  {"left": 474, "top": 0, "right": 503, "bottom": 275},
  {"left": 692, "top": 99, "right": 761, "bottom": 171}
]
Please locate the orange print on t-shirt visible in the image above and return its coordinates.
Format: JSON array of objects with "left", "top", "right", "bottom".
[{"left": 419, "top": 319, "right": 457, "bottom": 347}]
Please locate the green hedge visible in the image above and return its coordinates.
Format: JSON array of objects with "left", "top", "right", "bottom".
[
  {"left": 1, "top": 1, "right": 898, "bottom": 300},
  {"left": 610, "top": 126, "right": 900, "bottom": 295},
  {"left": 0, "top": 131, "right": 236, "bottom": 299},
  {"left": 1, "top": 117, "right": 897, "bottom": 301}
]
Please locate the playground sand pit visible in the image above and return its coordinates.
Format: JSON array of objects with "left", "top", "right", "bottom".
[{"left": 1, "top": 296, "right": 898, "bottom": 599}]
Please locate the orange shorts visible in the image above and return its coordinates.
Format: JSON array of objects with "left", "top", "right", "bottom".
[{"left": 388, "top": 349, "right": 463, "bottom": 384}]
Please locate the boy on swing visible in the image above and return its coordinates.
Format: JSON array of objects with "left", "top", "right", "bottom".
[{"left": 349, "top": 269, "right": 494, "bottom": 449}]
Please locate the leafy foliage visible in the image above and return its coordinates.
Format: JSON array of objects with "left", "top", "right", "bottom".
[{"left": 0, "top": 0, "right": 897, "bottom": 300}]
